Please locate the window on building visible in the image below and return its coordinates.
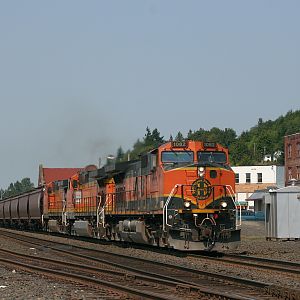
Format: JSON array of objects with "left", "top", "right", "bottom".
[
  {"left": 288, "top": 167, "right": 292, "bottom": 180},
  {"left": 287, "top": 144, "right": 292, "bottom": 158},
  {"left": 246, "top": 173, "right": 251, "bottom": 183},
  {"left": 257, "top": 173, "right": 262, "bottom": 183},
  {"left": 297, "top": 143, "right": 300, "bottom": 157},
  {"left": 235, "top": 173, "right": 239, "bottom": 183},
  {"left": 297, "top": 166, "right": 300, "bottom": 180}
]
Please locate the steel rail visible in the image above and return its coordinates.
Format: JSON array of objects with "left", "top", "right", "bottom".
[
  {"left": 1, "top": 228, "right": 299, "bottom": 300},
  {"left": 0, "top": 233, "right": 256, "bottom": 300},
  {"left": 0, "top": 240, "right": 252, "bottom": 300},
  {"left": 0, "top": 256, "right": 168, "bottom": 300},
  {"left": 225, "top": 253, "right": 300, "bottom": 268},
  {"left": 0, "top": 229, "right": 270, "bottom": 288}
]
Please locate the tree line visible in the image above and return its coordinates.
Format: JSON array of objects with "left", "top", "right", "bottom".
[
  {"left": 0, "top": 178, "right": 34, "bottom": 200},
  {"left": 115, "top": 110, "right": 300, "bottom": 166},
  {"left": 2, "top": 110, "right": 299, "bottom": 199}
]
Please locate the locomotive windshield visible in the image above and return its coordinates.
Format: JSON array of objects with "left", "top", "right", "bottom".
[
  {"left": 197, "top": 151, "right": 227, "bottom": 164},
  {"left": 161, "top": 151, "right": 194, "bottom": 170}
]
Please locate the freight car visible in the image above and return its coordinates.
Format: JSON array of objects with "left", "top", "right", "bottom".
[
  {"left": 0, "top": 188, "right": 43, "bottom": 229},
  {"left": 0, "top": 140, "right": 240, "bottom": 251}
]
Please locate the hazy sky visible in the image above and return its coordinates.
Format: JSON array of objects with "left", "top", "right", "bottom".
[{"left": 0, "top": 1, "right": 299, "bottom": 187}]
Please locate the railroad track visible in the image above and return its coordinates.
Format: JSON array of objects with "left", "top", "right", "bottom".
[
  {"left": 0, "top": 247, "right": 199, "bottom": 300},
  {"left": 0, "top": 228, "right": 299, "bottom": 300},
  {"left": 0, "top": 231, "right": 246, "bottom": 300},
  {"left": 188, "top": 252, "right": 300, "bottom": 275}
]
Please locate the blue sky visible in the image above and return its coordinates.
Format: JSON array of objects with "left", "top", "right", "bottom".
[{"left": 0, "top": 1, "right": 299, "bottom": 187}]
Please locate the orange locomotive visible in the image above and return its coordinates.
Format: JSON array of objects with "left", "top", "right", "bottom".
[{"left": 44, "top": 140, "right": 240, "bottom": 251}]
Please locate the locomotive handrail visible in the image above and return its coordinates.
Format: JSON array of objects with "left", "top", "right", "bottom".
[
  {"left": 96, "top": 195, "right": 104, "bottom": 228},
  {"left": 97, "top": 194, "right": 113, "bottom": 228},
  {"left": 225, "top": 184, "right": 235, "bottom": 198},
  {"left": 163, "top": 184, "right": 180, "bottom": 232},
  {"left": 225, "top": 184, "right": 236, "bottom": 209},
  {"left": 62, "top": 200, "right": 67, "bottom": 226},
  {"left": 225, "top": 184, "right": 241, "bottom": 226}
]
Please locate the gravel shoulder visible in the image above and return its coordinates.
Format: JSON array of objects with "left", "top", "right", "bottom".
[
  {"left": 0, "top": 266, "right": 102, "bottom": 300},
  {"left": 233, "top": 220, "right": 300, "bottom": 262}
]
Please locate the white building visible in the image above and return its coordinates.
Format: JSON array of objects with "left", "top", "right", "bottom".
[{"left": 232, "top": 165, "right": 284, "bottom": 210}]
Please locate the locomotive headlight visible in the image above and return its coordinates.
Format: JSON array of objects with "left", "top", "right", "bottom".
[
  {"left": 183, "top": 201, "right": 191, "bottom": 209},
  {"left": 221, "top": 201, "right": 228, "bottom": 208},
  {"left": 198, "top": 166, "right": 205, "bottom": 177}
]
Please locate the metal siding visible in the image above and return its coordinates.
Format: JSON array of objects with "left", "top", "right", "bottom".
[
  {"left": 273, "top": 194, "right": 278, "bottom": 237},
  {"left": 4, "top": 201, "right": 10, "bottom": 219},
  {"left": 18, "top": 195, "right": 29, "bottom": 219},
  {"left": 288, "top": 193, "right": 300, "bottom": 238},
  {"left": 10, "top": 199, "right": 19, "bottom": 219},
  {"left": 28, "top": 191, "right": 42, "bottom": 219},
  {"left": 0, "top": 202, "right": 4, "bottom": 219},
  {"left": 276, "top": 193, "right": 289, "bottom": 238}
]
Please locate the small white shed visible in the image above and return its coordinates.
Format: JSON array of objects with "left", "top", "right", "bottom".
[{"left": 265, "top": 186, "right": 300, "bottom": 239}]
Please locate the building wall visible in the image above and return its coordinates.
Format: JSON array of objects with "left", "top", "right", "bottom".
[
  {"left": 232, "top": 165, "right": 284, "bottom": 208},
  {"left": 284, "top": 133, "right": 300, "bottom": 186},
  {"left": 276, "top": 166, "right": 285, "bottom": 188}
]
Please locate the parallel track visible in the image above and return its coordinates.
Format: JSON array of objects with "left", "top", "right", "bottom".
[
  {"left": 0, "top": 231, "right": 249, "bottom": 300},
  {"left": 188, "top": 252, "right": 300, "bottom": 275},
  {"left": 0, "top": 251, "right": 161, "bottom": 299}
]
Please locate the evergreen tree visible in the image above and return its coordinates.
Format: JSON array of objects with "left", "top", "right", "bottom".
[
  {"left": 1, "top": 178, "right": 35, "bottom": 200},
  {"left": 116, "top": 146, "right": 125, "bottom": 162},
  {"left": 21, "top": 178, "right": 34, "bottom": 191},
  {"left": 175, "top": 131, "right": 184, "bottom": 141},
  {"left": 144, "top": 127, "right": 152, "bottom": 146},
  {"left": 130, "top": 128, "right": 165, "bottom": 159},
  {"left": 152, "top": 128, "right": 164, "bottom": 145},
  {"left": 106, "top": 109, "right": 300, "bottom": 166},
  {"left": 187, "top": 129, "right": 193, "bottom": 139}
]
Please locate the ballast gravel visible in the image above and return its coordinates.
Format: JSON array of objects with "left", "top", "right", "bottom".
[
  {"left": 0, "top": 221, "right": 299, "bottom": 299},
  {"left": 0, "top": 267, "right": 102, "bottom": 300}
]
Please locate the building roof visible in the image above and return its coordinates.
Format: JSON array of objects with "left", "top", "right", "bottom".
[
  {"left": 273, "top": 185, "right": 300, "bottom": 193},
  {"left": 246, "top": 187, "right": 277, "bottom": 200},
  {"left": 247, "top": 191, "right": 266, "bottom": 200},
  {"left": 38, "top": 165, "right": 81, "bottom": 186}
]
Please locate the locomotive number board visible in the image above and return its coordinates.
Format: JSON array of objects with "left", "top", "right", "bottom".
[
  {"left": 203, "top": 142, "right": 216, "bottom": 148},
  {"left": 171, "top": 141, "right": 188, "bottom": 148}
]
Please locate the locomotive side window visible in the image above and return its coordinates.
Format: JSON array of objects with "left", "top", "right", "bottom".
[
  {"left": 197, "top": 151, "right": 227, "bottom": 164},
  {"left": 161, "top": 151, "right": 194, "bottom": 170}
]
